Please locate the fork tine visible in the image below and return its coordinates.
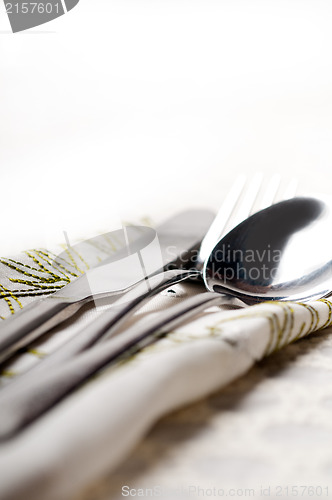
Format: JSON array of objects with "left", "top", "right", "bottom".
[
  {"left": 280, "top": 178, "right": 298, "bottom": 200},
  {"left": 271, "top": 177, "right": 299, "bottom": 203},
  {"left": 222, "top": 172, "right": 264, "bottom": 234},
  {"left": 198, "top": 174, "right": 246, "bottom": 262},
  {"left": 199, "top": 173, "right": 297, "bottom": 264},
  {"left": 241, "top": 175, "right": 298, "bottom": 215},
  {"left": 255, "top": 174, "right": 281, "bottom": 210}
]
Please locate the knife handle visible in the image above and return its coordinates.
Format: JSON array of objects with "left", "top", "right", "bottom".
[{"left": 0, "top": 299, "right": 83, "bottom": 365}]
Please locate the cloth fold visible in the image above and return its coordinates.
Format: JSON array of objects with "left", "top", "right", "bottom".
[{"left": 0, "top": 289, "right": 332, "bottom": 500}]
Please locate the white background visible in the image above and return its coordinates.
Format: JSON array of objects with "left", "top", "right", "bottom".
[{"left": 1, "top": 0, "right": 332, "bottom": 254}]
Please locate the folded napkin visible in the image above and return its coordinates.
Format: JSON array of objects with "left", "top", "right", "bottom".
[{"left": 0, "top": 236, "right": 332, "bottom": 500}]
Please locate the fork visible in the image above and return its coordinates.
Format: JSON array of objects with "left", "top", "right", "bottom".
[
  {"left": 0, "top": 175, "right": 299, "bottom": 438},
  {"left": 96, "top": 174, "right": 298, "bottom": 349},
  {"left": 3, "top": 175, "right": 296, "bottom": 380}
]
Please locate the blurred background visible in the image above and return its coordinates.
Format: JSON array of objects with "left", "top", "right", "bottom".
[{"left": 1, "top": 0, "right": 331, "bottom": 254}]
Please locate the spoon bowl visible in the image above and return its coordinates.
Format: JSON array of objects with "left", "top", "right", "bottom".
[{"left": 204, "top": 197, "right": 332, "bottom": 303}]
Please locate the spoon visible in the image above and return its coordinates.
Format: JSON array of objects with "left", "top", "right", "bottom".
[
  {"left": 204, "top": 196, "right": 332, "bottom": 303},
  {"left": 97, "top": 195, "right": 332, "bottom": 348},
  {"left": 1, "top": 196, "right": 330, "bottom": 439}
]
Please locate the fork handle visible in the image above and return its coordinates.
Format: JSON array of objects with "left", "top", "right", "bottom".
[
  {"left": 3, "top": 269, "right": 201, "bottom": 378},
  {"left": 0, "top": 299, "right": 83, "bottom": 365}
]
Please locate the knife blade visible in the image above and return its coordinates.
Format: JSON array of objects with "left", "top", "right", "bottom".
[{"left": 0, "top": 209, "right": 214, "bottom": 365}]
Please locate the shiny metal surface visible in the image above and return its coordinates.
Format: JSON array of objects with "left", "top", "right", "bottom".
[
  {"left": 1, "top": 183, "right": 318, "bottom": 439},
  {"left": 0, "top": 176, "right": 275, "bottom": 437},
  {"left": 204, "top": 197, "right": 332, "bottom": 303},
  {"left": 0, "top": 176, "right": 263, "bottom": 373},
  {"left": 0, "top": 209, "right": 215, "bottom": 366}
]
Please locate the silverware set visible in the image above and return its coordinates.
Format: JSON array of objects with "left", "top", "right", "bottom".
[{"left": 1, "top": 174, "right": 332, "bottom": 439}]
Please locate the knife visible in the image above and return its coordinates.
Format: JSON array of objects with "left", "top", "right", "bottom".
[{"left": 0, "top": 209, "right": 215, "bottom": 365}]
